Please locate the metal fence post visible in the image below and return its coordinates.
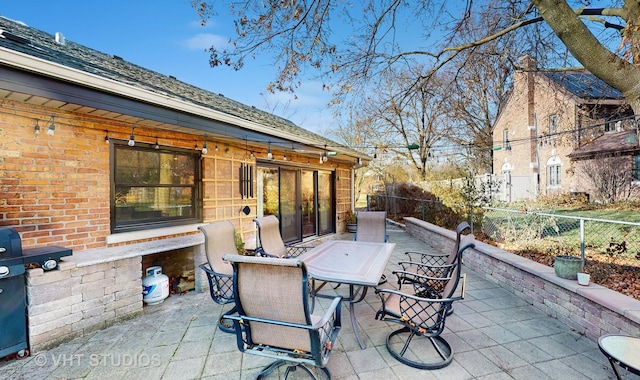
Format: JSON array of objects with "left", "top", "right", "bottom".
[{"left": 580, "top": 218, "right": 585, "bottom": 271}]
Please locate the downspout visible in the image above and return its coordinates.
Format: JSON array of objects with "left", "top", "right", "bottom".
[{"left": 350, "top": 166, "right": 355, "bottom": 211}]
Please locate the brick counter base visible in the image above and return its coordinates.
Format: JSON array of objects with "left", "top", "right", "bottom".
[
  {"left": 404, "top": 217, "right": 640, "bottom": 340},
  {"left": 25, "top": 234, "right": 205, "bottom": 352}
]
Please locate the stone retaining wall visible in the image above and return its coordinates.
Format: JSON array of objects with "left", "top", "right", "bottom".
[{"left": 404, "top": 217, "right": 640, "bottom": 340}]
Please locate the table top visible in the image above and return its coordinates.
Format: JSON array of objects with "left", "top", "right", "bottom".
[
  {"left": 299, "top": 240, "right": 395, "bottom": 286},
  {"left": 598, "top": 334, "right": 640, "bottom": 374}
]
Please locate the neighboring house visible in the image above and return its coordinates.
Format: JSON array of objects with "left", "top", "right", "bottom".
[
  {"left": 568, "top": 129, "right": 640, "bottom": 203},
  {"left": 0, "top": 17, "right": 367, "bottom": 350},
  {"left": 492, "top": 57, "right": 633, "bottom": 202}
]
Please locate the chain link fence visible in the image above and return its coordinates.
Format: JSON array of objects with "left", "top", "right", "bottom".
[{"left": 367, "top": 194, "right": 640, "bottom": 266}]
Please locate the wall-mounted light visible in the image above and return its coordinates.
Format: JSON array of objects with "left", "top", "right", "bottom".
[
  {"left": 47, "top": 116, "right": 55, "bottom": 136},
  {"left": 104, "top": 130, "right": 109, "bottom": 144},
  {"left": 201, "top": 134, "right": 208, "bottom": 154},
  {"left": 128, "top": 126, "right": 136, "bottom": 147},
  {"left": 34, "top": 119, "right": 40, "bottom": 135},
  {"left": 267, "top": 142, "right": 273, "bottom": 159}
]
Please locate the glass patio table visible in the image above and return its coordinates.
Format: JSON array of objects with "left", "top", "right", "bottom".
[
  {"left": 598, "top": 334, "right": 640, "bottom": 380},
  {"left": 298, "top": 240, "right": 395, "bottom": 349}
]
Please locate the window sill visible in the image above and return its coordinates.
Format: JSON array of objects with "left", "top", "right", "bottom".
[{"left": 106, "top": 224, "right": 203, "bottom": 245}]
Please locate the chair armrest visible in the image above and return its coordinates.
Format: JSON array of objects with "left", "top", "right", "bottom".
[
  {"left": 313, "top": 296, "right": 342, "bottom": 328},
  {"left": 199, "top": 263, "right": 234, "bottom": 305}
]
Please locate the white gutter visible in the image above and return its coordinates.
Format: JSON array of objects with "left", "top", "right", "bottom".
[{"left": 0, "top": 46, "right": 361, "bottom": 157}]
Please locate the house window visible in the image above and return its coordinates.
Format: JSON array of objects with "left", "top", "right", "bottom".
[
  {"left": 633, "top": 155, "right": 640, "bottom": 181},
  {"left": 111, "top": 141, "right": 201, "bottom": 233},
  {"left": 546, "top": 156, "right": 562, "bottom": 187},
  {"left": 549, "top": 114, "right": 558, "bottom": 136},
  {"left": 503, "top": 129, "right": 511, "bottom": 150}
]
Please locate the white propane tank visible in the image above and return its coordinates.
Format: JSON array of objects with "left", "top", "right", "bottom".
[{"left": 142, "top": 266, "right": 169, "bottom": 305}]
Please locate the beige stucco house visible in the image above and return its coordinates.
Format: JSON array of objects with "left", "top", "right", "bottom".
[
  {"left": 492, "top": 59, "right": 632, "bottom": 201},
  {"left": 0, "top": 17, "right": 368, "bottom": 350}
]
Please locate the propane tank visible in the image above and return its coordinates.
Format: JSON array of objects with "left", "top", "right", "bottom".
[{"left": 142, "top": 266, "right": 169, "bottom": 305}]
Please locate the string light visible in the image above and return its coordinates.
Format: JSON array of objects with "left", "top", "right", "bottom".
[
  {"left": 201, "top": 134, "right": 208, "bottom": 154},
  {"left": 47, "top": 116, "right": 55, "bottom": 136},
  {"left": 323, "top": 145, "right": 328, "bottom": 162},
  {"left": 128, "top": 126, "right": 135, "bottom": 146},
  {"left": 34, "top": 119, "right": 40, "bottom": 135},
  {"left": 104, "top": 130, "right": 109, "bottom": 143},
  {"left": 267, "top": 142, "right": 273, "bottom": 159},
  {"left": 154, "top": 137, "right": 160, "bottom": 149}
]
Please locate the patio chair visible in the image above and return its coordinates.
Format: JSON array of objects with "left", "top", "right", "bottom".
[
  {"left": 254, "top": 215, "right": 311, "bottom": 258},
  {"left": 396, "top": 221, "right": 470, "bottom": 292},
  {"left": 198, "top": 221, "right": 237, "bottom": 333},
  {"left": 353, "top": 211, "right": 389, "bottom": 285},
  {"left": 374, "top": 236, "right": 475, "bottom": 369},
  {"left": 222, "top": 254, "right": 342, "bottom": 380}
]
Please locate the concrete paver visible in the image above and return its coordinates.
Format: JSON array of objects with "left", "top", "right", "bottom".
[{"left": 0, "top": 229, "right": 629, "bottom": 379}]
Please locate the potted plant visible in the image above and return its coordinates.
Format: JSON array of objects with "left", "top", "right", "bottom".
[
  {"left": 235, "top": 232, "right": 253, "bottom": 255},
  {"left": 552, "top": 245, "right": 582, "bottom": 280},
  {"left": 345, "top": 210, "right": 357, "bottom": 233}
]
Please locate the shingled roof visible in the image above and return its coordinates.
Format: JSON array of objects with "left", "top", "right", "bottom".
[
  {"left": 569, "top": 129, "right": 640, "bottom": 160},
  {"left": 0, "top": 16, "right": 361, "bottom": 157},
  {"left": 543, "top": 71, "right": 624, "bottom": 100}
]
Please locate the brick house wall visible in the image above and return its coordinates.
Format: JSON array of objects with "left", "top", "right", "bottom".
[{"left": 1, "top": 99, "right": 356, "bottom": 351}]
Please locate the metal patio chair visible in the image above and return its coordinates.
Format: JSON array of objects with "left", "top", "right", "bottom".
[
  {"left": 222, "top": 254, "right": 342, "bottom": 380},
  {"left": 353, "top": 211, "right": 389, "bottom": 285},
  {"left": 374, "top": 236, "right": 475, "bottom": 369},
  {"left": 253, "top": 215, "right": 311, "bottom": 258},
  {"left": 396, "top": 221, "right": 471, "bottom": 293},
  {"left": 198, "top": 221, "right": 237, "bottom": 333}
]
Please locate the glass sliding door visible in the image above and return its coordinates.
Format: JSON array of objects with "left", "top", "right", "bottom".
[
  {"left": 258, "top": 164, "right": 335, "bottom": 242},
  {"left": 317, "top": 171, "right": 334, "bottom": 235},
  {"left": 301, "top": 170, "right": 316, "bottom": 237},
  {"left": 279, "top": 169, "right": 300, "bottom": 242}
]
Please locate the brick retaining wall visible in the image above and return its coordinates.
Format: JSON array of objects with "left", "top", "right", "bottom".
[{"left": 404, "top": 217, "right": 640, "bottom": 341}]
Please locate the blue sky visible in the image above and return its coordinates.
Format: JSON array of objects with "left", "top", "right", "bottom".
[{"left": 0, "top": 1, "right": 334, "bottom": 133}]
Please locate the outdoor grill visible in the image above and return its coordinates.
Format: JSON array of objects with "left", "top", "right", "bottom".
[{"left": 0, "top": 227, "right": 72, "bottom": 359}]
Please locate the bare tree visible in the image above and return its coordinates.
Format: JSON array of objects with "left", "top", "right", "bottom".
[{"left": 192, "top": 0, "right": 640, "bottom": 167}]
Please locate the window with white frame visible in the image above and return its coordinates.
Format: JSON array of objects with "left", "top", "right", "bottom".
[
  {"left": 503, "top": 129, "right": 511, "bottom": 150},
  {"left": 549, "top": 114, "right": 558, "bottom": 137},
  {"left": 546, "top": 156, "right": 562, "bottom": 187}
]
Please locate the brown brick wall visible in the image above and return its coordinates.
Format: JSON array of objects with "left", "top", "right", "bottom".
[{"left": 1, "top": 100, "right": 354, "bottom": 251}]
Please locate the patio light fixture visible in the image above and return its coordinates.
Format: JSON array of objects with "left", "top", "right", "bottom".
[
  {"left": 323, "top": 145, "right": 328, "bottom": 162},
  {"left": 267, "top": 142, "right": 273, "bottom": 159},
  {"left": 154, "top": 137, "right": 159, "bottom": 149},
  {"left": 104, "top": 130, "right": 109, "bottom": 144},
  {"left": 34, "top": 119, "right": 40, "bottom": 135},
  {"left": 47, "top": 116, "right": 55, "bottom": 136},
  {"left": 201, "top": 134, "right": 208, "bottom": 154},
  {"left": 128, "top": 126, "right": 135, "bottom": 147}
]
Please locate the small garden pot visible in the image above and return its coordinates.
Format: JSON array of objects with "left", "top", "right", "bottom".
[
  {"left": 577, "top": 272, "right": 590, "bottom": 286},
  {"left": 346, "top": 224, "right": 357, "bottom": 233},
  {"left": 554, "top": 255, "right": 582, "bottom": 280}
]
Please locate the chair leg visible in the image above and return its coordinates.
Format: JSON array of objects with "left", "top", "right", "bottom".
[
  {"left": 386, "top": 327, "right": 454, "bottom": 370},
  {"left": 257, "top": 360, "right": 330, "bottom": 380},
  {"left": 219, "top": 305, "right": 237, "bottom": 334}
]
